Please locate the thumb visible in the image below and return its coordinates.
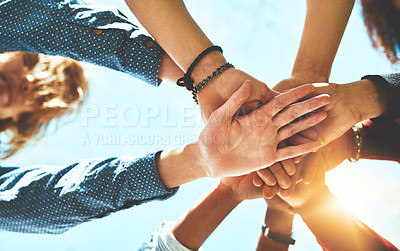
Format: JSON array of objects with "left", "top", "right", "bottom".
[{"left": 216, "top": 80, "right": 252, "bottom": 120}]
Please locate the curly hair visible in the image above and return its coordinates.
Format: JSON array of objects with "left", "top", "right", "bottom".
[
  {"left": 361, "top": 0, "right": 400, "bottom": 64},
  {"left": 0, "top": 52, "right": 88, "bottom": 158}
]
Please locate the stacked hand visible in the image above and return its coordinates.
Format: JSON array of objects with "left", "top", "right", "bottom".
[
  {"left": 198, "top": 80, "right": 330, "bottom": 178},
  {"left": 198, "top": 68, "right": 279, "bottom": 119}
]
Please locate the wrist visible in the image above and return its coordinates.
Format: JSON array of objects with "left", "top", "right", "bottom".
[
  {"left": 345, "top": 128, "right": 358, "bottom": 160},
  {"left": 291, "top": 70, "right": 330, "bottom": 83},
  {"left": 265, "top": 208, "right": 294, "bottom": 235},
  {"left": 344, "top": 79, "right": 387, "bottom": 122},
  {"left": 290, "top": 186, "right": 333, "bottom": 216},
  {"left": 158, "top": 52, "right": 184, "bottom": 83},
  {"left": 156, "top": 143, "right": 209, "bottom": 189},
  {"left": 190, "top": 50, "right": 226, "bottom": 84},
  {"left": 216, "top": 181, "right": 243, "bottom": 205}
]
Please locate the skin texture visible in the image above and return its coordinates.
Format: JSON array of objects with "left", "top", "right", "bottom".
[
  {"left": 125, "top": 0, "right": 278, "bottom": 120},
  {"left": 198, "top": 82, "right": 329, "bottom": 178},
  {"left": 0, "top": 54, "right": 37, "bottom": 121},
  {"left": 172, "top": 172, "right": 271, "bottom": 250},
  {"left": 157, "top": 82, "right": 330, "bottom": 189},
  {"left": 272, "top": 80, "right": 387, "bottom": 184}
]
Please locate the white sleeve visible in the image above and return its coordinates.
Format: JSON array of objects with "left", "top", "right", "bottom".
[{"left": 140, "top": 221, "right": 204, "bottom": 251}]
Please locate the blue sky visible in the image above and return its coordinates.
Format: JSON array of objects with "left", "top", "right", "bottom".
[{"left": 1, "top": 0, "right": 400, "bottom": 250}]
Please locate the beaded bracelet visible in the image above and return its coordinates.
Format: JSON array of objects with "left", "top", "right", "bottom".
[
  {"left": 348, "top": 124, "right": 363, "bottom": 163},
  {"left": 192, "top": 62, "right": 234, "bottom": 104}
]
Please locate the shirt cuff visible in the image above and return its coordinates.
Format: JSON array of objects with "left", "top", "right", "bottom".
[
  {"left": 361, "top": 74, "right": 400, "bottom": 123},
  {"left": 140, "top": 221, "right": 201, "bottom": 251},
  {"left": 124, "top": 153, "right": 178, "bottom": 203}
]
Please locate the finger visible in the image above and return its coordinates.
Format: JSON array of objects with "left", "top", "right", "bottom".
[
  {"left": 300, "top": 128, "right": 318, "bottom": 140},
  {"left": 269, "top": 163, "right": 291, "bottom": 189},
  {"left": 275, "top": 141, "right": 320, "bottom": 162},
  {"left": 216, "top": 80, "right": 252, "bottom": 120},
  {"left": 287, "top": 134, "right": 314, "bottom": 146},
  {"left": 263, "top": 185, "right": 279, "bottom": 199},
  {"left": 280, "top": 158, "right": 296, "bottom": 176},
  {"left": 256, "top": 168, "right": 277, "bottom": 186},
  {"left": 277, "top": 111, "right": 327, "bottom": 141},
  {"left": 294, "top": 156, "right": 302, "bottom": 163},
  {"left": 301, "top": 152, "right": 322, "bottom": 184},
  {"left": 279, "top": 162, "right": 302, "bottom": 197},
  {"left": 273, "top": 94, "right": 330, "bottom": 127},
  {"left": 279, "top": 184, "right": 295, "bottom": 198},
  {"left": 253, "top": 172, "right": 264, "bottom": 187},
  {"left": 263, "top": 84, "right": 315, "bottom": 117}
]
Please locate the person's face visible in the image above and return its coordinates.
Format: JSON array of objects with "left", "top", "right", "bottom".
[{"left": 0, "top": 54, "right": 38, "bottom": 122}]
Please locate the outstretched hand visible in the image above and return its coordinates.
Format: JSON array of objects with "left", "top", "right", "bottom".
[{"left": 199, "top": 80, "right": 330, "bottom": 178}]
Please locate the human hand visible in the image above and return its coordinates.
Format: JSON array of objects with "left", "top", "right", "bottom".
[
  {"left": 273, "top": 72, "right": 328, "bottom": 93},
  {"left": 278, "top": 156, "right": 326, "bottom": 208},
  {"left": 198, "top": 81, "right": 330, "bottom": 178},
  {"left": 308, "top": 80, "right": 385, "bottom": 147},
  {"left": 289, "top": 129, "right": 357, "bottom": 176},
  {"left": 220, "top": 173, "right": 278, "bottom": 202},
  {"left": 276, "top": 77, "right": 386, "bottom": 147},
  {"left": 197, "top": 68, "right": 278, "bottom": 119}
]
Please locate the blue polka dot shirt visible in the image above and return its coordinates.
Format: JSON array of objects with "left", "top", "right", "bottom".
[
  {"left": 0, "top": 0, "right": 178, "bottom": 234},
  {"left": 0, "top": 0, "right": 163, "bottom": 86},
  {"left": 0, "top": 153, "right": 178, "bottom": 234}
]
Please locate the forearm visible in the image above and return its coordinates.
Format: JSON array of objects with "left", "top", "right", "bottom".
[
  {"left": 343, "top": 79, "right": 387, "bottom": 122},
  {"left": 293, "top": 0, "right": 355, "bottom": 80},
  {"left": 256, "top": 208, "right": 294, "bottom": 251},
  {"left": 295, "top": 187, "right": 397, "bottom": 251},
  {"left": 156, "top": 143, "right": 209, "bottom": 189},
  {"left": 158, "top": 52, "right": 185, "bottom": 83},
  {"left": 0, "top": 154, "right": 177, "bottom": 234},
  {"left": 1, "top": 0, "right": 167, "bottom": 86},
  {"left": 295, "top": 187, "right": 362, "bottom": 251},
  {"left": 172, "top": 182, "right": 241, "bottom": 250},
  {"left": 125, "top": 0, "right": 225, "bottom": 79}
]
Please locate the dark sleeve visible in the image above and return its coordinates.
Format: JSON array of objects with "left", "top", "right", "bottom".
[
  {"left": 362, "top": 73, "right": 400, "bottom": 123},
  {"left": 0, "top": 153, "right": 178, "bottom": 234},
  {"left": 360, "top": 119, "right": 400, "bottom": 163}
]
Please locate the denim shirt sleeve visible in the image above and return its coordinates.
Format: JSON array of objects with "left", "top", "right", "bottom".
[
  {"left": 0, "top": 0, "right": 163, "bottom": 86},
  {"left": 0, "top": 153, "right": 178, "bottom": 234}
]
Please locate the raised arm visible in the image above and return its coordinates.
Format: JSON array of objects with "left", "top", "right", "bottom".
[
  {"left": 124, "top": 0, "right": 278, "bottom": 118},
  {"left": 0, "top": 154, "right": 178, "bottom": 234},
  {"left": 140, "top": 171, "right": 272, "bottom": 250},
  {"left": 0, "top": 0, "right": 183, "bottom": 85},
  {"left": 274, "top": 0, "right": 355, "bottom": 91}
]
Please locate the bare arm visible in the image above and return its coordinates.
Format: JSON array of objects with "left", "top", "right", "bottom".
[
  {"left": 293, "top": 0, "right": 355, "bottom": 79},
  {"left": 172, "top": 182, "right": 243, "bottom": 250},
  {"left": 124, "top": 0, "right": 276, "bottom": 119},
  {"left": 274, "top": 0, "right": 355, "bottom": 92}
]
